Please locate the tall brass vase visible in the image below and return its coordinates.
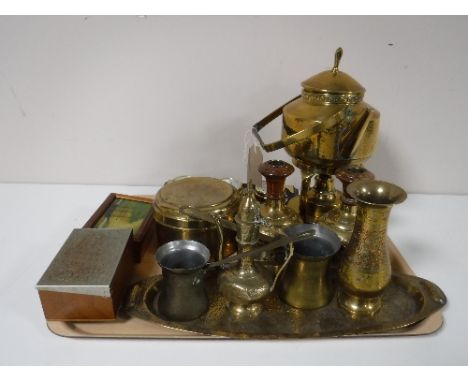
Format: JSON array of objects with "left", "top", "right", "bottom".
[{"left": 338, "top": 180, "right": 407, "bottom": 316}]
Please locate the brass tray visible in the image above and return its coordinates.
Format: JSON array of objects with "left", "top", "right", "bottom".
[
  {"left": 125, "top": 270, "right": 445, "bottom": 339},
  {"left": 45, "top": 194, "right": 446, "bottom": 339},
  {"left": 47, "top": 239, "right": 446, "bottom": 339}
]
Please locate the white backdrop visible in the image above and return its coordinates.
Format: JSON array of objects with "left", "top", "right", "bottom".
[{"left": 0, "top": 16, "right": 467, "bottom": 194}]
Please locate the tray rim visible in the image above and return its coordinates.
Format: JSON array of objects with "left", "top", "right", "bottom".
[{"left": 45, "top": 238, "right": 445, "bottom": 339}]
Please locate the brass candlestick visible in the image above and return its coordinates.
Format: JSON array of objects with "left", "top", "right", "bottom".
[
  {"left": 258, "top": 160, "right": 302, "bottom": 239},
  {"left": 288, "top": 159, "right": 340, "bottom": 223},
  {"left": 338, "top": 180, "right": 407, "bottom": 317},
  {"left": 307, "top": 173, "right": 340, "bottom": 223},
  {"left": 320, "top": 166, "right": 375, "bottom": 246}
]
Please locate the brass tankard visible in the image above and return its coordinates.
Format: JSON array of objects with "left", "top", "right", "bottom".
[{"left": 278, "top": 224, "right": 341, "bottom": 309}]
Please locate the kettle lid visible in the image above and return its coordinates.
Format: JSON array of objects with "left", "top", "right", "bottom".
[{"left": 301, "top": 48, "right": 365, "bottom": 105}]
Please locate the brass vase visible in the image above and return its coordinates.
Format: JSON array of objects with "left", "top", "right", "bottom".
[{"left": 338, "top": 180, "right": 407, "bottom": 316}]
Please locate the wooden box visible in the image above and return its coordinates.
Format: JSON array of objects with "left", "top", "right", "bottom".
[
  {"left": 36, "top": 228, "right": 134, "bottom": 321},
  {"left": 83, "top": 193, "right": 155, "bottom": 262}
]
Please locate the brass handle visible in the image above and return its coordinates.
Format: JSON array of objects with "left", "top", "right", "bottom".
[
  {"left": 210, "top": 213, "right": 224, "bottom": 262},
  {"left": 208, "top": 230, "right": 315, "bottom": 268},
  {"left": 253, "top": 97, "right": 356, "bottom": 153},
  {"left": 179, "top": 206, "right": 275, "bottom": 243},
  {"left": 177, "top": 206, "right": 226, "bottom": 262},
  {"left": 252, "top": 95, "right": 301, "bottom": 152}
]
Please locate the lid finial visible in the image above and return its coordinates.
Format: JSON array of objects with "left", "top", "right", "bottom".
[{"left": 332, "top": 47, "right": 343, "bottom": 75}]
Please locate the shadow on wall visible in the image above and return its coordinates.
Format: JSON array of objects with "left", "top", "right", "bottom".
[
  {"left": 366, "top": 132, "right": 409, "bottom": 189},
  {"left": 161, "top": 110, "right": 412, "bottom": 193},
  {"left": 163, "top": 118, "right": 249, "bottom": 181},
  {"left": 190, "top": 123, "right": 413, "bottom": 191}
]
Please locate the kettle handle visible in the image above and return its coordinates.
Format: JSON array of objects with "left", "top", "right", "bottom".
[
  {"left": 252, "top": 95, "right": 301, "bottom": 152},
  {"left": 253, "top": 99, "right": 370, "bottom": 155},
  {"left": 252, "top": 95, "right": 327, "bottom": 153}
]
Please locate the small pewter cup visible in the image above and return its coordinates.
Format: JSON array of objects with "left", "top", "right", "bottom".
[
  {"left": 154, "top": 240, "right": 210, "bottom": 321},
  {"left": 279, "top": 224, "right": 341, "bottom": 309}
]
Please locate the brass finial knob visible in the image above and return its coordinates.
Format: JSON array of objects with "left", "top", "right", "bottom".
[{"left": 332, "top": 47, "right": 343, "bottom": 75}]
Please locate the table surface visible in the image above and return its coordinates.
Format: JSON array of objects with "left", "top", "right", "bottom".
[{"left": 0, "top": 183, "right": 466, "bottom": 366}]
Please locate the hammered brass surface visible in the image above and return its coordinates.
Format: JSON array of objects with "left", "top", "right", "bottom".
[
  {"left": 125, "top": 272, "right": 446, "bottom": 339},
  {"left": 338, "top": 180, "right": 407, "bottom": 316}
]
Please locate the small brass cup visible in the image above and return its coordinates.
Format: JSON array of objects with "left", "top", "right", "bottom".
[{"left": 279, "top": 224, "right": 341, "bottom": 309}]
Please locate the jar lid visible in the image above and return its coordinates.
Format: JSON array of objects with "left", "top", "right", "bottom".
[
  {"left": 301, "top": 48, "right": 365, "bottom": 105},
  {"left": 153, "top": 177, "right": 238, "bottom": 228}
]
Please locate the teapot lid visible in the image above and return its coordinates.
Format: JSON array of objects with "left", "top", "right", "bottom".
[{"left": 301, "top": 48, "right": 365, "bottom": 105}]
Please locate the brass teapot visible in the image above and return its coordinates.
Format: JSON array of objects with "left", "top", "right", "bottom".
[{"left": 253, "top": 48, "right": 380, "bottom": 222}]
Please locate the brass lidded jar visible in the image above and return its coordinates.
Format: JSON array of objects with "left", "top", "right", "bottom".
[{"left": 153, "top": 176, "right": 240, "bottom": 260}]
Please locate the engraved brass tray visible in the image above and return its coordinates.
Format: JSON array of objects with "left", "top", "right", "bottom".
[
  {"left": 125, "top": 269, "right": 446, "bottom": 339},
  {"left": 45, "top": 195, "right": 446, "bottom": 339}
]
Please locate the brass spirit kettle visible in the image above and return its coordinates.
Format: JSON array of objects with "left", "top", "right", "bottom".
[
  {"left": 253, "top": 47, "right": 379, "bottom": 174},
  {"left": 253, "top": 48, "right": 380, "bottom": 222}
]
